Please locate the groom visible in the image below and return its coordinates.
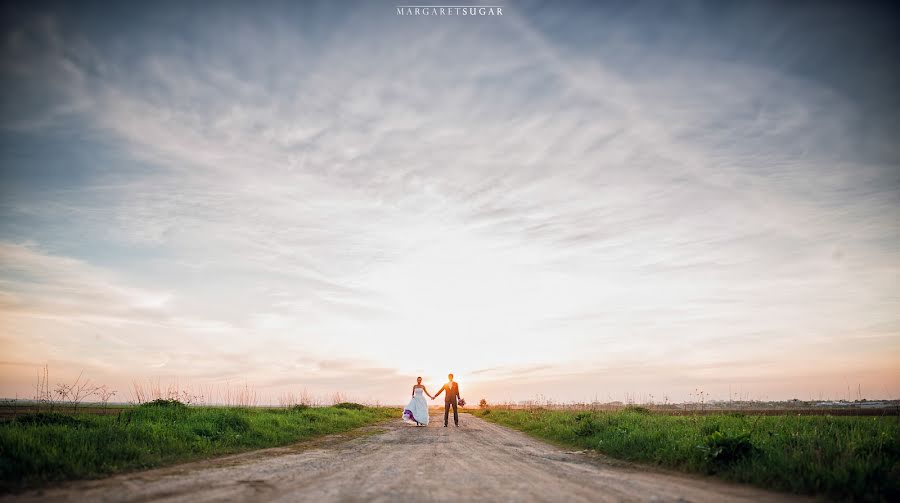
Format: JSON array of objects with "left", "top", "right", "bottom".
[{"left": 432, "top": 373, "right": 461, "bottom": 427}]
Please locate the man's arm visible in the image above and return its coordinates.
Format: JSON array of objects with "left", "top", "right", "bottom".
[
  {"left": 455, "top": 383, "right": 461, "bottom": 398},
  {"left": 433, "top": 384, "right": 445, "bottom": 399}
]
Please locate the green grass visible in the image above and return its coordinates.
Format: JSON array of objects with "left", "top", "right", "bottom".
[
  {"left": 0, "top": 403, "right": 396, "bottom": 490},
  {"left": 474, "top": 408, "right": 900, "bottom": 502}
]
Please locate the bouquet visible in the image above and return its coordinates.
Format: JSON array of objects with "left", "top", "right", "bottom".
[{"left": 457, "top": 398, "right": 466, "bottom": 407}]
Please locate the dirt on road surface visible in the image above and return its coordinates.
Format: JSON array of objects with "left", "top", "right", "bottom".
[{"left": 4, "top": 413, "right": 807, "bottom": 503}]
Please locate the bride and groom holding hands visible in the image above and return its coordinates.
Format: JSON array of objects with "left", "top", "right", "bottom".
[{"left": 403, "top": 373, "right": 465, "bottom": 427}]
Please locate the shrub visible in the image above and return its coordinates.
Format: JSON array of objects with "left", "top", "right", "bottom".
[
  {"left": 289, "top": 404, "right": 310, "bottom": 412},
  {"left": 333, "top": 402, "right": 365, "bottom": 410},
  {"left": 479, "top": 399, "right": 488, "bottom": 409},
  {"left": 572, "top": 414, "right": 600, "bottom": 437},
  {"left": 697, "top": 430, "right": 755, "bottom": 469},
  {"left": 214, "top": 413, "right": 250, "bottom": 433},
  {"left": 624, "top": 405, "right": 651, "bottom": 415},
  {"left": 15, "top": 413, "right": 83, "bottom": 428},
  {"left": 573, "top": 421, "right": 599, "bottom": 437},
  {"left": 700, "top": 422, "right": 721, "bottom": 436},
  {"left": 573, "top": 412, "right": 593, "bottom": 422},
  {"left": 192, "top": 424, "right": 219, "bottom": 439},
  {"left": 140, "top": 398, "right": 187, "bottom": 409}
]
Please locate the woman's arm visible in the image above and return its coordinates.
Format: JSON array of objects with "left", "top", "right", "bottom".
[
  {"left": 423, "top": 386, "right": 433, "bottom": 399},
  {"left": 412, "top": 385, "right": 416, "bottom": 397}
]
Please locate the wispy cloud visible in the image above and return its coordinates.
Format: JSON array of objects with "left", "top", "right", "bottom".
[{"left": 1, "top": 1, "right": 898, "bottom": 402}]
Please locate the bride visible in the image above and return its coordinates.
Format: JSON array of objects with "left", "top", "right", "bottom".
[{"left": 402, "top": 376, "right": 433, "bottom": 426}]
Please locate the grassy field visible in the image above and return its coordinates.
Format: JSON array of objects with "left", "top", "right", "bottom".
[
  {"left": 474, "top": 407, "right": 900, "bottom": 502},
  {"left": 0, "top": 401, "right": 396, "bottom": 491}
]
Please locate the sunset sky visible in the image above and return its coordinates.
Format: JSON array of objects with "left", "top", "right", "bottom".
[{"left": 1, "top": 1, "right": 898, "bottom": 404}]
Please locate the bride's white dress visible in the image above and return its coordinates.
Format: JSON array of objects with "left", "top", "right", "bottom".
[{"left": 402, "top": 387, "right": 429, "bottom": 425}]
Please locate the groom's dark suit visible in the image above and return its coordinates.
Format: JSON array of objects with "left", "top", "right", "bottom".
[{"left": 434, "top": 381, "right": 460, "bottom": 426}]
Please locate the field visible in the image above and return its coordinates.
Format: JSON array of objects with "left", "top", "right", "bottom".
[
  {"left": 4, "top": 400, "right": 899, "bottom": 501},
  {"left": 473, "top": 407, "right": 900, "bottom": 502},
  {"left": 0, "top": 401, "right": 396, "bottom": 491}
]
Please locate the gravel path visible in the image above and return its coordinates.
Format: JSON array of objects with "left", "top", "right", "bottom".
[{"left": 4, "top": 413, "right": 807, "bottom": 502}]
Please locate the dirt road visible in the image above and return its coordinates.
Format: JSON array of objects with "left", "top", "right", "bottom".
[{"left": 5, "top": 413, "right": 805, "bottom": 502}]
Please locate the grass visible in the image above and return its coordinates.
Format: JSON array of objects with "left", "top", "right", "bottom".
[
  {"left": 474, "top": 408, "right": 900, "bottom": 502},
  {"left": 0, "top": 402, "right": 396, "bottom": 491}
]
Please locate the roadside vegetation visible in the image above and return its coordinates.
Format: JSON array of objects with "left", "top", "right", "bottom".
[
  {"left": 0, "top": 400, "right": 395, "bottom": 490},
  {"left": 473, "top": 407, "right": 900, "bottom": 502}
]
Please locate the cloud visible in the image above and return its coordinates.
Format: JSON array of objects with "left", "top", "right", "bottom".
[
  {"left": 0, "top": 2, "right": 898, "bottom": 402},
  {"left": 0, "top": 242, "right": 173, "bottom": 324}
]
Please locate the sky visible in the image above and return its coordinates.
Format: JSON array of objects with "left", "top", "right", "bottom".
[{"left": 1, "top": 1, "right": 899, "bottom": 405}]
